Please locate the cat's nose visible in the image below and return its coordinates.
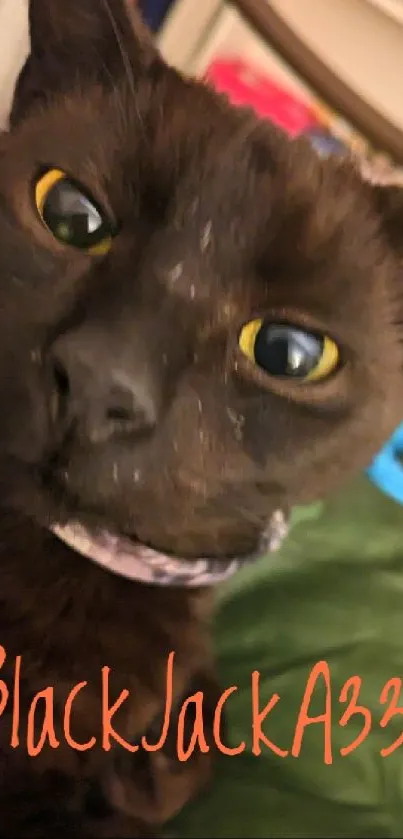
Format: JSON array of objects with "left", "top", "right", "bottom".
[{"left": 49, "top": 332, "right": 159, "bottom": 442}]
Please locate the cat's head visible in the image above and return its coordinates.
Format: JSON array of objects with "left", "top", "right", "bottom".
[{"left": 0, "top": 0, "right": 402, "bottom": 575}]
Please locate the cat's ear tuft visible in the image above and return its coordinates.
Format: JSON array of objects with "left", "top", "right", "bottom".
[
  {"left": 10, "top": 0, "right": 159, "bottom": 126},
  {"left": 372, "top": 182, "right": 403, "bottom": 257}
]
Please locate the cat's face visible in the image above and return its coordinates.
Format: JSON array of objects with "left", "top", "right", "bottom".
[{"left": 0, "top": 0, "right": 402, "bottom": 563}]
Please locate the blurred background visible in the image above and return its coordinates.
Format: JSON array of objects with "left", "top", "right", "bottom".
[
  {"left": 139, "top": 0, "right": 403, "bottom": 177},
  {"left": 2, "top": 0, "right": 403, "bottom": 175}
]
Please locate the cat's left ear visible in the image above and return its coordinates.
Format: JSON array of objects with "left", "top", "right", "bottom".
[
  {"left": 372, "top": 182, "right": 403, "bottom": 257},
  {"left": 9, "top": 0, "right": 159, "bottom": 126}
]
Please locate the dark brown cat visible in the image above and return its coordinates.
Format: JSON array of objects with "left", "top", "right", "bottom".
[{"left": 0, "top": 0, "right": 402, "bottom": 835}]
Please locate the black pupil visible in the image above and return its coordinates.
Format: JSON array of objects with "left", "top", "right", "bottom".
[
  {"left": 254, "top": 323, "right": 323, "bottom": 378},
  {"left": 42, "top": 179, "right": 107, "bottom": 248}
]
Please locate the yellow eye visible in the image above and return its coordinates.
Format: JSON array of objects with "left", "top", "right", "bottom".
[
  {"left": 238, "top": 318, "right": 339, "bottom": 382},
  {"left": 35, "top": 168, "right": 113, "bottom": 255}
]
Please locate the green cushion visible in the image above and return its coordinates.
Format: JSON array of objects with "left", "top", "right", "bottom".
[{"left": 171, "top": 475, "right": 403, "bottom": 838}]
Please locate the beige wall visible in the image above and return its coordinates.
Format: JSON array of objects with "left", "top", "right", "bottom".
[
  {"left": 269, "top": 0, "right": 403, "bottom": 131},
  {"left": 0, "top": 0, "right": 29, "bottom": 129}
]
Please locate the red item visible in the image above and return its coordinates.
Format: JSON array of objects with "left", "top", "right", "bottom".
[{"left": 206, "top": 57, "right": 320, "bottom": 136}]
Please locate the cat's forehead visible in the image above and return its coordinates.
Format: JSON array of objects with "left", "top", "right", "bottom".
[
  {"left": 4, "top": 72, "right": 388, "bottom": 316},
  {"left": 7, "top": 73, "right": 356, "bottom": 214},
  {"left": 7, "top": 74, "right": 293, "bottom": 190}
]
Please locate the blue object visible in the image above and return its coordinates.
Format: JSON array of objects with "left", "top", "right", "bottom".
[
  {"left": 366, "top": 420, "right": 403, "bottom": 505},
  {"left": 138, "top": 0, "right": 173, "bottom": 32},
  {"left": 305, "top": 128, "right": 348, "bottom": 159}
]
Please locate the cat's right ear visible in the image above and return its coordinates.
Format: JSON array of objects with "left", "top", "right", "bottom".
[{"left": 9, "top": 0, "right": 159, "bottom": 126}]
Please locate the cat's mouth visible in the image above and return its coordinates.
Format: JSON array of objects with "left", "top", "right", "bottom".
[{"left": 51, "top": 509, "right": 289, "bottom": 588}]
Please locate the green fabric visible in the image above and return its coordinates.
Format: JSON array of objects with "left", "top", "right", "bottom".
[{"left": 170, "top": 475, "right": 403, "bottom": 838}]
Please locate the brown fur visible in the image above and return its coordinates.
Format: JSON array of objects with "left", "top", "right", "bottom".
[{"left": 0, "top": 0, "right": 402, "bottom": 835}]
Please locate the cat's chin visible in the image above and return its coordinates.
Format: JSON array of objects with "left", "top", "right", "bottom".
[{"left": 50, "top": 510, "right": 289, "bottom": 588}]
